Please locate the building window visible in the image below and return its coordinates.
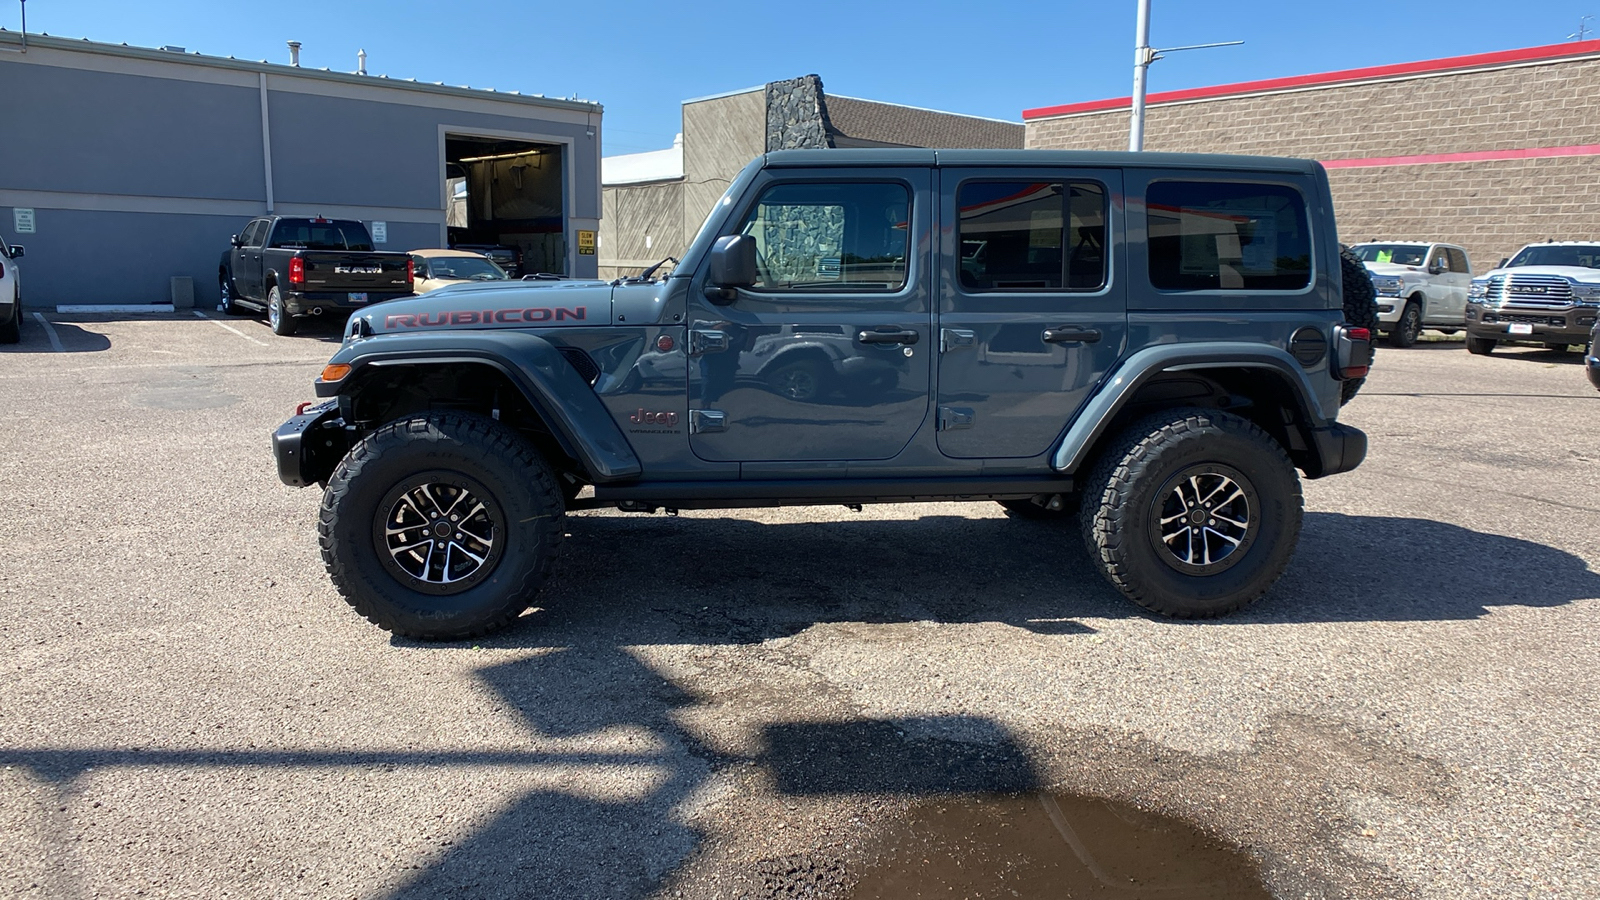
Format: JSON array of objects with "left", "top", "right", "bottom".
[
  {"left": 1147, "top": 182, "right": 1311, "bottom": 291},
  {"left": 957, "top": 181, "right": 1106, "bottom": 292}
]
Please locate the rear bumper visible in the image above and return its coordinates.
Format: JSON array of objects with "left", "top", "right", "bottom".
[
  {"left": 1306, "top": 422, "right": 1367, "bottom": 479},
  {"left": 284, "top": 290, "right": 413, "bottom": 315}
]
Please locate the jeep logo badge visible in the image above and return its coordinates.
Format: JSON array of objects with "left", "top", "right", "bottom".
[{"left": 629, "top": 409, "right": 679, "bottom": 427}]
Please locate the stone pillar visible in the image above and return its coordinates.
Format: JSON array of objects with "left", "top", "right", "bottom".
[{"left": 765, "top": 75, "right": 834, "bottom": 151}]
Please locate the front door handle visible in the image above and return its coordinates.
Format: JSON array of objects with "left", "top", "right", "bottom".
[
  {"left": 1042, "top": 326, "right": 1102, "bottom": 344},
  {"left": 858, "top": 328, "right": 920, "bottom": 345}
]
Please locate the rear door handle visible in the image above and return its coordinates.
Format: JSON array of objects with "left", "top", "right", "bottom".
[
  {"left": 858, "top": 328, "right": 921, "bottom": 345},
  {"left": 1042, "top": 326, "right": 1102, "bottom": 344}
]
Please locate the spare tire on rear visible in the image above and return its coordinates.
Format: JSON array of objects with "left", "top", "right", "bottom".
[{"left": 1338, "top": 246, "right": 1378, "bottom": 406}]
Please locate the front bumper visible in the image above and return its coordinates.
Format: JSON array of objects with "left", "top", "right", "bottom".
[
  {"left": 1466, "top": 302, "right": 1598, "bottom": 344},
  {"left": 284, "top": 290, "right": 413, "bottom": 316},
  {"left": 272, "top": 400, "right": 350, "bottom": 487},
  {"left": 1374, "top": 292, "right": 1404, "bottom": 324}
]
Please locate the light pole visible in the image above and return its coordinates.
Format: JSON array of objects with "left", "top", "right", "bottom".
[{"left": 1128, "top": 0, "right": 1243, "bottom": 151}]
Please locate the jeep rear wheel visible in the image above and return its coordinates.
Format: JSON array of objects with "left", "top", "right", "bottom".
[
  {"left": 318, "top": 412, "right": 563, "bottom": 639},
  {"left": 1079, "top": 409, "right": 1303, "bottom": 618}
]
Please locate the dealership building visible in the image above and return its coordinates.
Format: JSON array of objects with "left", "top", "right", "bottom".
[
  {"left": 0, "top": 31, "right": 602, "bottom": 308},
  {"left": 1024, "top": 39, "right": 1600, "bottom": 275}
]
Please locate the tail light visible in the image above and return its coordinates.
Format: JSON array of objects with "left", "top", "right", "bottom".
[
  {"left": 289, "top": 257, "right": 305, "bottom": 285},
  {"left": 1335, "top": 326, "right": 1373, "bottom": 379},
  {"left": 405, "top": 258, "right": 414, "bottom": 283}
]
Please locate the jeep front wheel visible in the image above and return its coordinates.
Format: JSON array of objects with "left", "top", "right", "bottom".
[
  {"left": 318, "top": 412, "right": 563, "bottom": 639},
  {"left": 1079, "top": 409, "right": 1303, "bottom": 618}
]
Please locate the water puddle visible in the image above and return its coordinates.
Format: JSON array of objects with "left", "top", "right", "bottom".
[{"left": 849, "top": 793, "right": 1272, "bottom": 899}]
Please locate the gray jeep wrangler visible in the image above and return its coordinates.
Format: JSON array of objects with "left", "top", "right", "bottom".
[{"left": 273, "top": 149, "right": 1374, "bottom": 640}]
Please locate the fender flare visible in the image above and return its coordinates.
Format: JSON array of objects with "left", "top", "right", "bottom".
[
  {"left": 1051, "top": 342, "right": 1334, "bottom": 474},
  {"left": 317, "top": 330, "right": 643, "bottom": 482}
]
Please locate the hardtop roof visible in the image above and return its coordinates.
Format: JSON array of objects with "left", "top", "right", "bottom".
[{"left": 763, "top": 148, "right": 1325, "bottom": 174}]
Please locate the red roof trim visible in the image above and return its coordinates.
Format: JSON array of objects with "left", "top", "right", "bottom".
[
  {"left": 1322, "top": 144, "right": 1600, "bottom": 169},
  {"left": 1023, "top": 39, "right": 1600, "bottom": 121}
]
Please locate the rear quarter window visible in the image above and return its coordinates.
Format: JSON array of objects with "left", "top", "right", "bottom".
[{"left": 1147, "top": 181, "right": 1312, "bottom": 291}]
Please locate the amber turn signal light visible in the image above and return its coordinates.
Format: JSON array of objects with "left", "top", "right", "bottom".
[{"left": 319, "top": 363, "right": 352, "bottom": 382}]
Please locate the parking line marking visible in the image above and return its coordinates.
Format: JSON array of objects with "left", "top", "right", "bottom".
[
  {"left": 193, "top": 309, "right": 267, "bottom": 346},
  {"left": 31, "top": 312, "right": 65, "bottom": 352}
]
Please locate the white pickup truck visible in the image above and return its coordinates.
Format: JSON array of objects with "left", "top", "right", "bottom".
[{"left": 1349, "top": 242, "right": 1473, "bottom": 347}]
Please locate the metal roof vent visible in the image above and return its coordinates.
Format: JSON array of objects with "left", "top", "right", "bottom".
[{"left": 286, "top": 40, "right": 301, "bottom": 66}]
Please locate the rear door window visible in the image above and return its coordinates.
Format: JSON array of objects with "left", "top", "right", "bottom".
[
  {"left": 1146, "top": 182, "right": 1311, "bottom": 291},
  {"left": 956, "top": 181, "right": 1107, "bottom": 292}
]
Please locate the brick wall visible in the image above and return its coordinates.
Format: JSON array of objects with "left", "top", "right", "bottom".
[{"left": 1026, "top": 56, "right": 1600, "bottom": 272}]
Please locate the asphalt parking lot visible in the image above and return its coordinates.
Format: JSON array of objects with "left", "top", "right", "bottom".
[{"left": 1, "top": 311, "right": 1597, "bottom": 899}]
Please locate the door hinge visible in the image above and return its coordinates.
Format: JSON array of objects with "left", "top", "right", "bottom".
[
  {"left": 689, "top": 409, "right": 728, "bottom": 434},
  {"left": 941, "top": 328, "right": 976, "bottom": 352},
  {"left": 688, "top": 329, "right": 730, "bottom": 357},
  {"left": 938, "top": 406, "right": 975, "bottom": 431}
]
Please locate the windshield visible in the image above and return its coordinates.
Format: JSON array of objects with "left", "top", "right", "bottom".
[
  {"left": 1504, "top": 245, "right": 1600, "bottom": 269},
  {"left": 269, "top": 219, "right": 374, "bottom": 251},
  {"left": 1351, "top": 244, "right": 1429, "bottom": 266},
  {"left": 424, "top": 257, "right": 508, "bottom": 281}
]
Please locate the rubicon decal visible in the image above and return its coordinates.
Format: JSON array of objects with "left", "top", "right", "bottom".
[{"left": 384, "top": 307, "right": 587, "bottom": 328}]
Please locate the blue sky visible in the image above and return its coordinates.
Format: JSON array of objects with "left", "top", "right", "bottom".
[{"left": 10, "top": 1, "right": 1598, "bottom": 154}]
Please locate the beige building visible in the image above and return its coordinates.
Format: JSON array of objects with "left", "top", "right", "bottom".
[
  {"left": 599, "top": 76, "right": 1024, "bottom": 279},
  {"left": 1024, "top": 40, "right": 1600, "bottom": 274}
]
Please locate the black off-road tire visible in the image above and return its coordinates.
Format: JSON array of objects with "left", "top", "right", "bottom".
[
  {"left": 1338, "top": 246, "right": 1378, "bottom": 406},
  {"left": 1389, "top": 299, "right": 1423, "bottom": 348},
  {"left": 318, "top": 412, "right": 564, "bottom": 640},
  {"left": 998, "top": 494, "right": 1080, "bottom": 520},
  {"left": 267, "top": 286, "right": 298, "bottom": 336},
  {"left": 0, "top": 288, "right": 19, "bottom": 345},
  {"left": 1466, "top": 335, "right": 1496, "bottom": 355},
  {"left": 219, "top": 270, "right": 247, "bottom": 315},
  {"left": 1079, "top": 408, "right": 1303, "bottom": 619}
]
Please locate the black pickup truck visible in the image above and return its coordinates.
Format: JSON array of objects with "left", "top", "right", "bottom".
[{"left": 218, "top": 216, "right": 413, "bottom": 335}]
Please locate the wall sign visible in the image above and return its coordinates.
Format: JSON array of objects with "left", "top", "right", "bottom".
[
  {"left": 577, "top": 229, "right": 596, "bottom": 256},
  {"left": 13, "top": 208, "right": 36, "bottom": 234},
  {"left": 370, "top": 221, "right": 387, "bottom": 244}
]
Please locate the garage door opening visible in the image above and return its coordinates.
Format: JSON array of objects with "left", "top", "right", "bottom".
[{"left": 445, "top": 134, "right": 566, "bottom": 276}]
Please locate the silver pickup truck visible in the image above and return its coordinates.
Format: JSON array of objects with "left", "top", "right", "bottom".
[{"left": 1348, "top": 242, "right": 1473, "bottom": 347}]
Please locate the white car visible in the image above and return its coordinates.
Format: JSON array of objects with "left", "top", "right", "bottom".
[
  {"left": 0, "top": 236, "right": 23, "bottom": 345},
  {"left": 1349, "top": 242, "right": 1473, "bottom": 347}
]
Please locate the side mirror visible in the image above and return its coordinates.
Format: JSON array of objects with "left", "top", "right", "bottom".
[
  {"left": 7, "top": 245, "right": 21, "bottom": 259},
  {"left": 1499, "top": 257, "right": 1509, "bottom": 268},
  {"left": 230, "top": 234, "right": 243, "bottom": 248},
  {"left": 705, "top": 234, "right": 758, "bottom": 304},
  {"left": 1428, "top": 261, "right": 1443, "bottom": 275}
]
